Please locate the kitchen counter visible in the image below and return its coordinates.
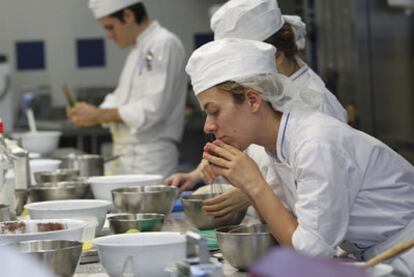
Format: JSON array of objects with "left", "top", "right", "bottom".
[{"left": 75, "top": 212, "right": 260, "bottom": 276}]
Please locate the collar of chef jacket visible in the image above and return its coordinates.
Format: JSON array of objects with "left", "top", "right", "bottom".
[{"left": 134, "top": 20, "right": 160, "bottom": 47}]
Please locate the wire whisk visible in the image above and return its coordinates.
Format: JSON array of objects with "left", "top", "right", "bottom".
[{"left": 209, "top": 177, "right": 224, "bottom": 195}]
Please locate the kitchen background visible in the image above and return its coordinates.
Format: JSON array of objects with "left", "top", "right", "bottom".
[{"left": 0, "top": 0, "right": 413, "bottom": 168}]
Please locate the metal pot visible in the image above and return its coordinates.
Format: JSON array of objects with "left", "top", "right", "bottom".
[{"left": 60, "top": 154, "right": 104, "bottom": 177}]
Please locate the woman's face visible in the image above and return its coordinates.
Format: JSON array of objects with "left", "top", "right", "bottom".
[{"left": 197, "top": 86, "right": 255, "bottom": 150}]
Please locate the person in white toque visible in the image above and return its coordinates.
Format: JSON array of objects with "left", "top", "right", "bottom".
[
  {"left": 165, "top": 0, "right": 346, "bottom": 216},
  {"left": 67, "top": 0, "right": 186, "bottom": 177},
  {"left": 186, "top": 38, "right": 414, "bottom": 276}
]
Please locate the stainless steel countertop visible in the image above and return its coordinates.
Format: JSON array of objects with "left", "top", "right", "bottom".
[{"left": 75, "top": 212, "right": 259, "bottom": 276}]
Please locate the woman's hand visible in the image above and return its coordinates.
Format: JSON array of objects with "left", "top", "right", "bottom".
[
  {"left": 203, "top": 187, "right": 250, "bottom": 219},
  {"left": 203, "top": 140, "right": 266, "bottom": 196},
  {"left": 198, "top": 159, "right": 216, "bottom": 183},
  {"left": 164, "top": 169, "right": 201, "bottom": 193}
]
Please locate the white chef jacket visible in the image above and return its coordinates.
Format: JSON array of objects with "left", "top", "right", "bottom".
[
  {"left": 266, "top": 109, "right": 414, "bottom": 275},
  {"left": 245, "top": 60, "right": 347, "bottom": 208},
  {"left": 283, "top": 58, "right": 347, "bottom": 123},
  {"left": 100, "top": 21, "right": 186, "bottom": 177}
]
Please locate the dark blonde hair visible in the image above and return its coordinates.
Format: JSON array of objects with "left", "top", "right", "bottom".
[{"left": 216, "top": 81, "right": 246, "bottom": 104}]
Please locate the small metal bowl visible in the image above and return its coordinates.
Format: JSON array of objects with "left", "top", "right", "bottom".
[
  {"left": 34, "top": 169, "right": 80, "bottom": 184},
  {"left": 182, "top": 194, "right": 247, "bottom": 230},
  {"left": 29, "top": 181, "right": 91, "bottom": 202},
  {"left": 12, "top": 240, "right": 82, "bottom": 276},
  {"left": 112, "top": 185, "right": 177, "bottom": 215},
  {"left": 216, "top": 224, "right": 278, "bottom": 271},
  {"left": 108, "top": 213, "right": 165, "bottom": 234}
]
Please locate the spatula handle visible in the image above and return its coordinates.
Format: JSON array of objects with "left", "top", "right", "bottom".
[{"left": 364, "top": 239, "right": 414, "bottom": 268}]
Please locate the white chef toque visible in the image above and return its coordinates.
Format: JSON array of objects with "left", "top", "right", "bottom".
[
  {"left": 186, "top": 38, "right": 289, "bottom": 111},
  {"left": 283, "top": 15, "right": 307, "bottom": 50},
  {"left": 89, "top": 0, "right": 142, "bottom": 19},
  {"left": 211, "top": 0, "right": 284, "bottom": 41},
  {"left": 186, "top": 38, "right": 276, "bottom": 96}
]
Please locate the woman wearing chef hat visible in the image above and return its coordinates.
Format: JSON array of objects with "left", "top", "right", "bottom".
[
  {"left": 67, "top": 0, "right": 186, "bottom": 177},
  {"left": 186, "top": 38, "right": 414, "bottom": 276},
  {"left": 165, "top": 0, "right": 345, "bottom": 212}
]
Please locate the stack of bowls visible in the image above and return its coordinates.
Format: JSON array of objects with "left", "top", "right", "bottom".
[
  {"left": 25, "top": 199, "right": 112, "bottom": 234},
  {"left": 216, "top": 224, "right": 278, "bottom": 271},
  {"left": 34, "top": 169, "right": 79, "bottom": 184},
  {"left": 108, "top": 213, "right": 165, "bottom": 234},
  {"left": 112, "top": 185, "right": 176, "bottom": 215},
  {"left": 29, "top": 159, "right": 62, "bottom": 185},
  {"left": 29, "top": 181, "right": 91, "bottom": 202},
  {"left": 93, "top": 232, "right": 186, "bottom": 276},
  {"left": 87, "top": 174, "right": 163, "bottom": 202},
  {"left": 182, "top": 193, "right": 246, "bottom": 230},
  {"left": 12, "top": 240, "right": 82, "bottom": 277}
]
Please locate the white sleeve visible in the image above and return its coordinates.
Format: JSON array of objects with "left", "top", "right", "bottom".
[
  {"left": 291, "top": 142, "right": 356, "bottom": 258},
  {"left": 99, "top": 92, "right": 117, "bottom": 109},
  {"left": 118, "top": 38, "right": 185, "bottom": 133}
]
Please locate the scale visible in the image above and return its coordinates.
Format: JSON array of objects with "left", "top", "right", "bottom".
[
  {"left": 173, "top": 232, "right": 223, "bottom": 277},
  {"left": 80, "top": 248, "right": 99, "bottom": 264}
]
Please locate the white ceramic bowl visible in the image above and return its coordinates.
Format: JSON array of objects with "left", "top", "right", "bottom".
[
  {"left": 16, "top": 131, "right": 61, "bottom": 155},
  {"left": 29, "top": 159, "right": 62, "bottom": 185},
  {"left": 93, "top": 232, "right": 186, "bottom": 277},
  {"left": 0, "top": 219, "right": 87, "bottom": 244},
  {"left": 88, "top": 174, "right": 163, "bottom": 202},
  {"left": 25, "top": 200, "right": 112, "bottom": 233}
]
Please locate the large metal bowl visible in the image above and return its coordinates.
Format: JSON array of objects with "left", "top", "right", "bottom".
[
  {"left": 182, "top": 194, "right": 246, "bottom": 230},
  {"left": 13, "top": 240, "right": 82, "bottom": 277},
  {"left": 34, "top": 169, "right": 80, "bottom": 184},
  {"left": 14, "top": 189, "right": 29, "bottom": 216},
  {"left": 216, "top": 224, "right": 278, "bottom": 271},
  {"left": 29, "top": 181, "right": 91, "bottom": 202},
  {"left": 108, "top": 213, "right": 165, "bottom": 234},
  {"left": 112, "top": 185, "right": 176, "bottom": 215}
]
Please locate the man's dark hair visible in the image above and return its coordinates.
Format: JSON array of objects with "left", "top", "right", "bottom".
[{"left": 109, "top": 2, "right": 148, "bottom": 24}]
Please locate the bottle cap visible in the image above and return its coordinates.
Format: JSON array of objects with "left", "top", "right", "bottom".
[{"left": 0, "top": 118, "right": 4, "bottom": 134}]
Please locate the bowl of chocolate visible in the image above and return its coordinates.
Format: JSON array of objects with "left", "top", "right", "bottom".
[{"left": 0, "top": 219, "right": 87, "bottom": 243}]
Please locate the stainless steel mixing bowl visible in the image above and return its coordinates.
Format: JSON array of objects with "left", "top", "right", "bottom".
[
  {"left": 29, "top": 181, "right": 91, "bottom": 202},
  {"left": 182, "top": 193, "right": 246, "bottom": 230},
  {"left": 216, "top": 224, "right": 278, "bottom": 271},
  {"left": 34, "top": 169, "right": 80, "bottom": 184},
  {"left": 111, "top": 185, "right": 176, "bottom": 215},
  {"left": 108, "top": 213, "right": 165, "bottom": 234},
  {"left": 13, "top": 240, "right": 82, "bottom": 277}
]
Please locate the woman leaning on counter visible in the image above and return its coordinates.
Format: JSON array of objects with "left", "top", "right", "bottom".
[{"left": 185, "top": 38, "right": 414, "bottom": 276}]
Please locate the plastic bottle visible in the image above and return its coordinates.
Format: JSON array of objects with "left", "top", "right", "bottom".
[{"left": 0, "top": 118, "right": 16, "bottom": 217}]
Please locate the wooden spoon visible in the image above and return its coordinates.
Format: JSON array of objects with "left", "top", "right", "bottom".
[{"left": 364, "top": 239, "right": 414, "bottom": 268}]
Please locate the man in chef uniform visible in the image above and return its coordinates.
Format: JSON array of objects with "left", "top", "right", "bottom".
[
  {"left": 67, "top": 0, "right": 186, "bottom": 176},
  {"left": 186, "top": 38, "right": 414, "bottom": 276}
]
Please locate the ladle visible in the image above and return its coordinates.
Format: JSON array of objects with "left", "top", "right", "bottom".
[{"left": 26, "top": 108, "right": 37, "bottom": 133}]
